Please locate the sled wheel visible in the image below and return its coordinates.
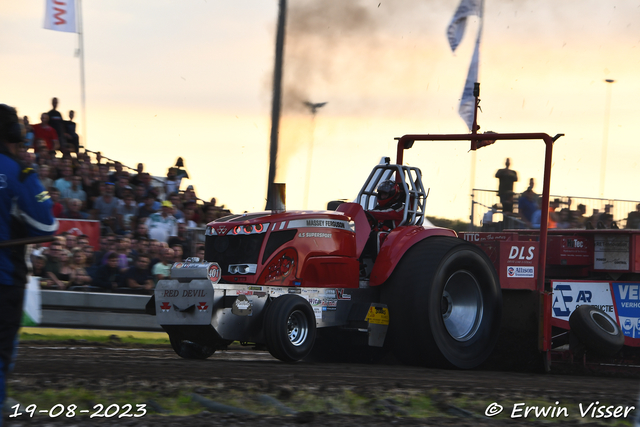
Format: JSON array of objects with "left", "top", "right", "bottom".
[
  {"left": 169, "top": 335, "right": 216, "bottom": 360},
  {"left": 569, "top": 304, "right": 624, "bottom": 356},
  {"left": 381, "top": 236, "right": 502, "bottom": 369},
  {"left": 264, "top": 295, "right": 317, "bottom": 363}
]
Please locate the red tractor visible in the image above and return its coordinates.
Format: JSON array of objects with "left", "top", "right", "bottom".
[{"left": 149, "top": 131, "right": 634, "bottom": 372}]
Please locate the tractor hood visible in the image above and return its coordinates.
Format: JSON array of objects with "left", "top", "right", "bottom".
[{"left": 202, "top": 208, "right": 364, "bottom": 287}]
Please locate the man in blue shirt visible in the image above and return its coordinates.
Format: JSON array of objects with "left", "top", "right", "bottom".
[{"left": 0, "top": 104, "right": 58, "bottom": 420}]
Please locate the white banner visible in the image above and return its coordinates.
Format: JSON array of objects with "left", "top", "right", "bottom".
[{"left": 44, "top": 0, "right": 77, "bottom": 33}]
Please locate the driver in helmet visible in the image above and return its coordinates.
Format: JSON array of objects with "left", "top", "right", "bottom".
[{"left": 368, "top": 179, "right": 405, "bottom": 232}]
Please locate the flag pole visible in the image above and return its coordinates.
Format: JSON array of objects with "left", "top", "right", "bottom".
[{"left": 77, "top": 0, "right": 88, "bottom": 150}]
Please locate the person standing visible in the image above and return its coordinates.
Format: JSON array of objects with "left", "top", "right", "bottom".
[
  {"left": 47, "top": 97, "right": 66, "bottom": 152},
  {"left": 495, "top": 158, "right": 518, "bottom": 213},
  {"left": 517, "top": 178, "right": 538, "bottom": 227},
  {"left": 63, "top": 110, "right": 79, "bottom": 153},
  {"left": 0, "top": 104, "right": 58, "bottom": 419},
  {"left": 32, "top": 113, "right": 59, "bottom": 153}
]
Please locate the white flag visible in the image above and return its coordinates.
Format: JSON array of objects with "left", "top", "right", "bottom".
[
  {"left": 44, "top": 0, "right": 77, "bottom": 33},
  {"left": 447, "top": 0, "right": 483, "bottom": 130},
  {"left": 447, "top": 0, "right": 482, "bottom": 52}
]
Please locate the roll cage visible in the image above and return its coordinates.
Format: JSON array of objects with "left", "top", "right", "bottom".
[{"left": 356, "top": 162, "right": 429, "bottom": 227}]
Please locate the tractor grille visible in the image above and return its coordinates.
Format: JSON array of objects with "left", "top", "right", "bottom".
[{"left": 204, "top": 233, "right": 265, "bottom": 274}]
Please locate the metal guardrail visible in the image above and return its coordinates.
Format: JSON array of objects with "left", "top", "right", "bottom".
[
  {"left": 470, "top": 188, "right": 640, "bottom": 230},
  {"left": 40, "top": 290, "right": 162, "bottom": 332}
]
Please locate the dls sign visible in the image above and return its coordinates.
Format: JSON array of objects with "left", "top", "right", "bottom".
[{"left": 499, "top": 241, "right": 539, "bottom": 290}]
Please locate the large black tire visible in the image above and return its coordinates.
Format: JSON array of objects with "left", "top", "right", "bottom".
[
  {"left": 169, "top": 336, "right": 216, "bottom": 360},
  {"left": 381, "top": 236, "right": 502, "bottom": 369},
  {"left": 569, "top": 304, "right": 625, "bottom": 356},
  {"left": 264, "top": 295, "right": 317, "bottom": 363}
]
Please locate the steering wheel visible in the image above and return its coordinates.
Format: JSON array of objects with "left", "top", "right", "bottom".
[{"left": 364, "top": 210, "right": 377, "bottom": 227}]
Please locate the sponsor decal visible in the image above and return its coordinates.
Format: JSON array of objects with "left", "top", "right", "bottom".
[
  {"left": 552, "top": 282, "right": 615, "bottom": 320},
  {"left": 298, "top": 232, "right": 332, "bottom": 238},
  {"left": 161, "top": 290, "right": 179, "bottom": 298},
  {"left": 160, "top": 302, "right": 171, "bottom": 312},
  {"left": 197, "top": 302, "right": 209, "bottom": 312},
  {"left": 184, "top": 263, "right": 205, "bottom": 268},
  {"left": 322, "top": 306, "right": 337, "bottom": 312},
  {"left": 214, "top": 224, "right": 229, "bottom": 235},
  {"left": 325, "top": 289, "right": 336, "bottom": 297},
  {"left": 208, "top": 263, "right": 221, "bottom": 284},
  {"left": 508, "top": 245, "right": 535, "bottom": 261},
  {"left": 236, "top": 290, "right": 253, "bottom": 295},
  {"left": 234, "top": 297, "right": 251, "bottom": 310},
  {"left": 173, "top": 263, "right": 184, "bottom": 269},
  {"left": 181, "top": 289, "right": 207, "bottom": 298},
  {"left": 288, "top": 288, "right": 301, "bottom": 294},
  {"left": 322, "top": 299, "right": 337, "bottom": 307},
  {"left": 613, "top": 282, "right": 640, "bottom": 338},
  {"left": 462, "top": 233, "right": 513, "bottom": 242},
  {"left": 287, "top": 219, "right": 353, "bottom": 231},
  {"left": 308, "top": 298, "right": 321, "bottom": 306},
  {"left": 507, "top": 266, "right": 534, "bottom": 278},
  {"left": 566, "top": 238, "right": 585, "bottom": 249},
  {"left": 336, "top": 289, "right": 351, "bottom": 300},
  {"left": 313, "top": 307, "right": 322, "bottom": 319},
  {"left": 365, "top": 306, "right": 389, "bottom": 325},
  {"left": 248, "top": 286, "right": 263, "bottom": 291}
]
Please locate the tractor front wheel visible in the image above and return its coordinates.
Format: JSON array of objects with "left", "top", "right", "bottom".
[{"left": 264, "top": 295, "right": 317, "bottom": 363}]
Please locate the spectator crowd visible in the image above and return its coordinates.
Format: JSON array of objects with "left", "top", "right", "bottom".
[
  {"left": 486, "top": 158, "right": 640, "bottom": 231},
  {"left": 15, "top": 98, "right": 231, "bottom": 294}
]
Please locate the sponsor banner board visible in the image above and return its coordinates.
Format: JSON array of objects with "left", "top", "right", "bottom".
[
  {"left": 552, "top": 280, "right": 640, "bottom": 343},
  {"left": 594, "top": 234, "right": 629, "bottom": 271},
  {"left": 612, "top": 282, "right": 640, "bottom": 339}
]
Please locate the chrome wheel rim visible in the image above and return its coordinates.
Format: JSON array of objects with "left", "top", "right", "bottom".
[
  {"left": 441, "top": 270, "right": 483, "bottom": 342},
  {"left": 287, "top": 310, "right": 309, "bottom": 346}
]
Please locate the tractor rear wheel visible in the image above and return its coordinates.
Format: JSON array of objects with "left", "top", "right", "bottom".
[
  {"left": 381, "top": 236, "right": 502, "bottom": 369},
  {"left": 264, "top": 295, "right": 317, "bottom": 363}
]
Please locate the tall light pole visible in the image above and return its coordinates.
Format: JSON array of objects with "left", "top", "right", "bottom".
[
  {"left": 302, "top": 101, "right": 327, "bottom": 209},
  {"left": 600, "top": 78, "right": 615, "bottom": 198}
]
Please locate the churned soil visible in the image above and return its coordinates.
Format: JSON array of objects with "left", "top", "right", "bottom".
[{"left": 4, "top": 342, "right": 639, "bottom": 426}]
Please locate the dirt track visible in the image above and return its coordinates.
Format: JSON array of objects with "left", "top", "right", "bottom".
[{"left": 4, "top": 342, "right": 639, "bottom": 426}]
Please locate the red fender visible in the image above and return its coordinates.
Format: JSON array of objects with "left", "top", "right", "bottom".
[{"left": 369, "top": 225, "right": 457, "bottom": 286}]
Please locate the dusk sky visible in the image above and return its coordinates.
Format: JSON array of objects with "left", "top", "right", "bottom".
[{"left": 1, "top": 1, "right": 639, "bottom": 220}]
